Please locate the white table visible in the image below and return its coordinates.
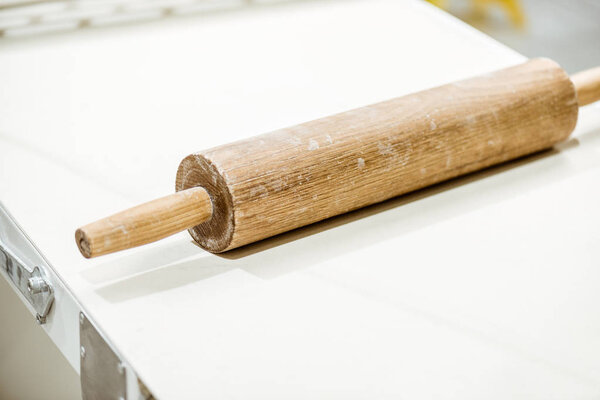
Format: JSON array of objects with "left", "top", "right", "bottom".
[{"left": 2, "top": 0, "right": 600, "bottom": 398}]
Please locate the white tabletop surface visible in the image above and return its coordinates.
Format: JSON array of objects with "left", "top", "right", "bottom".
[{"left": 2, "top": 0, "right": 600, "bottom": 398}]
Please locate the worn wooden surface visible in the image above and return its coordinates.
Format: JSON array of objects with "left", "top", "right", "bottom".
[{"left": 177, "top": 58, "right": 578, "bottom": 252}]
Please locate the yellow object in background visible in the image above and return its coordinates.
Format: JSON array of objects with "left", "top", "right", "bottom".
[{"left": 427, "top": 0, "right": 525, "bottom": 27}]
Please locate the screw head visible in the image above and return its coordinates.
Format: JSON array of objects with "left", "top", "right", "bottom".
[
  {"left": 80, "top": 346, "right": 86, "bottom": 359},
  {"left": 79, "top": 312, "right": 85, "bottom": 325},
  {"left": 27, "top": 276, "right": 48, "bottom": 295},
  {"left": 117, "top": 362, "right": 125, "bottom": 375}
]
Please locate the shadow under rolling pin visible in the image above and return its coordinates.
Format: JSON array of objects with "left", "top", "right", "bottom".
[{"left": 76, "top": 59, "right": 600, "bottom": 259}]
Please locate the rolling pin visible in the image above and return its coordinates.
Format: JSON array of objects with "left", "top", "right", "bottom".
[{"left": 76, "top": 58, "right": 600, "bottom": 258}]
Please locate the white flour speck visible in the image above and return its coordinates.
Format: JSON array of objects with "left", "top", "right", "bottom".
[
  {"left": 377, "top": 142, "right": 394, "bottom": 155},
  {"left": 249, "top": 185, "right": 269, "bottom": 199}
]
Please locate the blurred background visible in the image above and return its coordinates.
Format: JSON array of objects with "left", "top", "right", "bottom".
[
  {"left": 1, "top": 0, "right": 599, "bottom": 72},
  {"left": 429, "top": 0, "right": 600, "bottom": 73}
]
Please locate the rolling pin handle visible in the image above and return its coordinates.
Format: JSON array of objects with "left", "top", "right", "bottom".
[
  {"left": 75, "top": 187, "right": 213, "bottom": 258},
  {"left": 572, "top": 66, "right": 600, "bottom": 107}
]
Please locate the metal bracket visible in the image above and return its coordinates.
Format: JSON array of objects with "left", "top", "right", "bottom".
[
  {"left": 80, "top": 312, "right": 128, "bottom": 400},
  {"left": 0, "top": 202, "right": 54, "bottom": 324}
]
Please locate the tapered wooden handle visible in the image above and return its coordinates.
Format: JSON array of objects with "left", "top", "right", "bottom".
[
  {"left": 76, "top": 187, "right": 212, "bottom": 258},
  {"left": 572, "top": 66, "right": 600, "bottom": 107}
]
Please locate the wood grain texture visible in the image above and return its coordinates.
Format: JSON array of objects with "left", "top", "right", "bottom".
[
  {"left": 76, "top": 187, "right": 212, "bottom": 257},
  {"left": 572, "top": 66, "right": 600, "bottom": 107},
  {"left": 176, "top": 58, "right": 578, "bottom": 253}
]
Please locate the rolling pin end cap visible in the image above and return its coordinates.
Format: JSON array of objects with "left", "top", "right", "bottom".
[{"left": 75, "top": 228, "right": 93, "bottom": 258}]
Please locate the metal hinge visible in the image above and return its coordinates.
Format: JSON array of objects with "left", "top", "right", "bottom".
[{"left": 0, "top": 202, "right": 54, "bottom": 324}]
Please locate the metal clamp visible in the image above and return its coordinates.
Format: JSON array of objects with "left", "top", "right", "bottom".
[
  {"left": 0, "top": 202, "right": 54, "bottom": 324},
  {"left": 80, "top": 312, "right": 128, "bottom": 400}
]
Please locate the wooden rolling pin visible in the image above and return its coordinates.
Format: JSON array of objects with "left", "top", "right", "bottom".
[{"left": 76, "top": 58, "right": 600, "bottom": 258}]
